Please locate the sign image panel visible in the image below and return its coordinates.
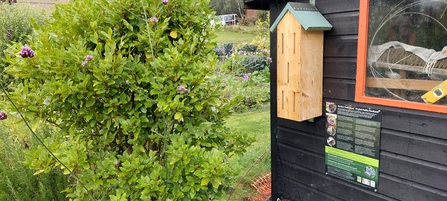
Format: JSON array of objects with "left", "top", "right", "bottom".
[{"left": 324, "top": 102, "right": 382, "bottom": 192}]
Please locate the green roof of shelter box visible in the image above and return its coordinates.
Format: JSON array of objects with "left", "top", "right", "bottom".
[{"left": 270, "top": 2, "right": 332, "bottom": 32}]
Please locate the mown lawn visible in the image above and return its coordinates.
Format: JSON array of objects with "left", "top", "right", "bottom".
[{"left": 215, "top": 25, "right": 257, "bottom": 44}]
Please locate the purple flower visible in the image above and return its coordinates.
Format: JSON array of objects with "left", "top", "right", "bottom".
[
  {"left": 177, "top": 85, "right": 187, "bottom": 92},
  {"left": 19, "top": 46, "right": 35, "bottom": 58},
  {"left": 266, "top": 57, "right": 273, "bottom": 63},
  {"left": 0, "top": 111, "right": 7, "bottom": 120},
  {"left": 85, "top": 55, "right": 93, "bottom": 61},
  {"left": 162, "top": 0, "right": 168, "bottom": 5},
  {"left": 243, "top": 74, "right": 249, "bottom": 80},
  {"left": 82, "top": 61, "right": 88, "bottom": 66},
  {"left": 262, "top": 49, "right": 269, "bottom": 55},
  {"left": 239, "top": 50, "right": 244, "bottom": 55},
  {"left": 224, "top": 93, "right": 231, "bottom": 99},
  {"left": 6, "top": 29, "right": 13, "bottom": 39},
  {"left": 150, "top": 17, "right": 158, "bottom": 23}
]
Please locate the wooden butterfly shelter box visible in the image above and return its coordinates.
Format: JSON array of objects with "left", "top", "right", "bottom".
[
  {"left": 244, "top": 0, "right": 447, "bottom": 200},
  {"left": 270, "top": 2, "right": 332, "bottom": 122}
]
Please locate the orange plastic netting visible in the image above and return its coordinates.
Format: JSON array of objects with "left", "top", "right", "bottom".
[{"left": 251, "top": 171, "right": 271, "bottom": 201}]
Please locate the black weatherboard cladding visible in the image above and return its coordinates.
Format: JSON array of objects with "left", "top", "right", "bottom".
[{"left": 244, "top": 0, "right": 447, "bottom": 200}]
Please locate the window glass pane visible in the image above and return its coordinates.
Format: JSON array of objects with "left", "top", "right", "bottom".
[{"left": 366, "top": 0, "right": 447, "bottom": 105}]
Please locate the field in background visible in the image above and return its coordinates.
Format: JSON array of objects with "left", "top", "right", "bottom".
[
  {"left": 216, "top": 25, "right": 257, "bottom": 44},
  {"left": 19, "top": 0, "right": 68, "bottom": 11},
  {"left": 216, "top": 30, "right": 256, "bottom": 44}
]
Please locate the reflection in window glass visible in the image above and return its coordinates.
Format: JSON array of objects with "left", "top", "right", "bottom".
[{"left": 366, "top": 0, "right": 447, "bottom": 105}]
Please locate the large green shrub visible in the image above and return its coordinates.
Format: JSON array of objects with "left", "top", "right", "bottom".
[
  {"left": 4, "top": 0, "right": 251, "bottom": 200},
  {"left": 0, "top": 3, "right": 46, "bottom": 87}
]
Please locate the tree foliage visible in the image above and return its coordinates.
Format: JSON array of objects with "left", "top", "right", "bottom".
[
  {"left": 4, "top": 0, "right": 252, "bottom": 200},
  {"left": 209, "top": 0, "right": 244, "bottom": 16}
]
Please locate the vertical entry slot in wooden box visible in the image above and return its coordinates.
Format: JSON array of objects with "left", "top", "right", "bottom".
[{"left": 270, "top": 2, "right": 332, "bottom": 122}]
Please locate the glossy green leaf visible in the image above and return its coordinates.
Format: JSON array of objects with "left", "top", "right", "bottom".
[
  {"left": 174, "top": 112, "right": 182, "bottom": 120},
  {"left": 200, "top": 178, "right": 210, "bottom": 186},
  {"left": 86, "top": 98, "right": 95, "bottom": 107}
]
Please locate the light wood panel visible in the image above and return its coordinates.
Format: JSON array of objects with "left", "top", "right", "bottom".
[
  {"left": 366, "top": 78, "right": 441, "bottom": 91},
  {"left": 277, "top": 11, "right": 324, "bottom": 122}
]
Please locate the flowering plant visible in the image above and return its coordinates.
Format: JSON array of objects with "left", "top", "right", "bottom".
[
  {"left": 4, "top": 0, "right": 251, "bottom": 200},
  {"left": 0, "top": 111, "right": 7, "bottom": 120},
  {"left": 237, "top": 48, "right": 272, "bottom": 73},
  {"left": 0, "top": 3, "right": 46, "bottom": 89},
  {"left": 220, "top": 44, "right": 271, "bottom": 76},
  {"left": 18, "top": 46, "right": 34, "bottom": 58}
]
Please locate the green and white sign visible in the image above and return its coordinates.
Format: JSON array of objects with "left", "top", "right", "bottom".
[{"left": 324, "top": 102, "right": 381, "bottom": 192}]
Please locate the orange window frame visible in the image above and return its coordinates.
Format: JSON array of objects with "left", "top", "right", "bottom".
[{"left": 355, "top": 0, "right": 447, "bottom": 114}]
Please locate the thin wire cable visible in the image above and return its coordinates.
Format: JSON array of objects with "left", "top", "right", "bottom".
[
  {"left": 117, "top": 0, "right": 169, "bottom": 160},
  {"left": 0, "top": 86, "right": 95, "bottom": 200},
  {"left": 142, "top": 4, "right": 171, "bottom": 200},
  {"left": 2, "top": 1, "right": 173, "bottom": 200}
]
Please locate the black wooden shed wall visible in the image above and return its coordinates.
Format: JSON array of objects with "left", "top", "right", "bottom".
[{"left": 245, "top": 0, "right": 447, "bottom": 200}]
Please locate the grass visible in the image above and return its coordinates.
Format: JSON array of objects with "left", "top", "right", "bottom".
[
  {"left": 216, "top": 25, "right": 257, "bottom": 44},
  {"left": 0, "top": 114, "right": 69, "bottom": 200},
  {"left": 214, "top": 23, "right": 271, "bottom": 200},
  {"left": 224, "top": 106, "right": 271, "bottom": 201}
]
